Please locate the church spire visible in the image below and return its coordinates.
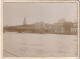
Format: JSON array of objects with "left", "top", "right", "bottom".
[{"left": 23, "top": 17, "right": 26, "bottom": 25}]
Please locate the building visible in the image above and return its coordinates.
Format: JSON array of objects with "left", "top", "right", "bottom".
[
  {"left": 71, "top": 23, "right": 78, "bottom": 34},
  {"left": 53, "top": 23, "right": 64, "bottom": 34},
  {"left": 53, "top": 18, "right": 67, "bottom": 34}
]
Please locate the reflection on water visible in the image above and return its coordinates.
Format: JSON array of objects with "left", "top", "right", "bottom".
[{"left": 3, "top": 32, "right": 78, "bottom": 57}]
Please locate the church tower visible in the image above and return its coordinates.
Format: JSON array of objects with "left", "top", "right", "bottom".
[{"left": 23, "top": 17, "right": 26, "bottom": 25}]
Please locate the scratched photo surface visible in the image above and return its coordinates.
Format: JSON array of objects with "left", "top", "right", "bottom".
[{"left": 3, "top": 2, "right": 78, "bottom": 57}]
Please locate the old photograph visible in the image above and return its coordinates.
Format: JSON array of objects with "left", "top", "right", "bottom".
[{"left": 3, "top": 2, "right": 78, "bottom": 57}]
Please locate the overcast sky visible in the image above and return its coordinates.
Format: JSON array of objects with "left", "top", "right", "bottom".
[{"left": 3, "top": 2, "right": 77, "bottom": 26}]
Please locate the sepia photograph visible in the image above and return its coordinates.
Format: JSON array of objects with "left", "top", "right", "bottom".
[{"left": 3, "top": 2, "right": 78, "bottom": 57}]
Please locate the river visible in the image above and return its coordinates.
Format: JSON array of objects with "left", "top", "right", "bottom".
[{"left": 3, "top": 32, "right": 78, "bottom": 57}]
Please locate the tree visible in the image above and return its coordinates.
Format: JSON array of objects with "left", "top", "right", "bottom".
[{"left": 63, "top": 22, "right": 73, "bottom": 34}]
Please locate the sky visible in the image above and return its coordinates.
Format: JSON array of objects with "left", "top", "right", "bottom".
[{"left": 3, "top": 2, "right": 78, "bottom": 26}]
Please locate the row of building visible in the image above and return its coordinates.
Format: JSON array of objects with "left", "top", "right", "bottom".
[{"left": 4, "top": 18, "right": 78, "bottom": 35}]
